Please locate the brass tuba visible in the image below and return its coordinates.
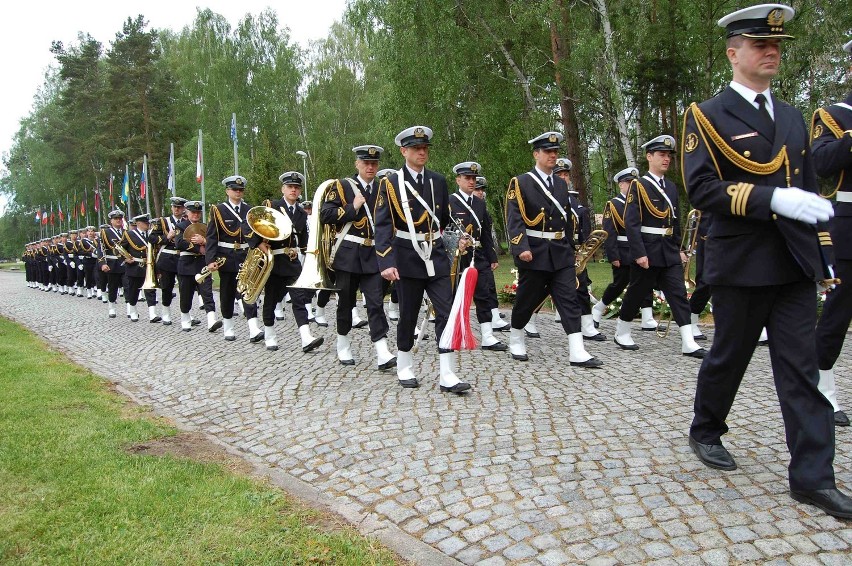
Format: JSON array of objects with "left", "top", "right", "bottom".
[
  {"left": 142, "top": 242, "right": 159, "bottom": 289},
  {"left": 237, "top": 206, "right": 293, "bottom": 304},
  {"left": 575, "top": 229, "right": 608, "bottom": 288},
  {"left": 291, "top": 179, "right": 339, "bottom": 291}
]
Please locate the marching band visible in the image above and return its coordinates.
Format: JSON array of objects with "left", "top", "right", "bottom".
[{"left": 15, "top": 3, "right": 852, "bottom": 520}]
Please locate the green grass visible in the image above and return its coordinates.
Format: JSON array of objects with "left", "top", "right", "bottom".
[
  {"left": 493, "top": 256, "right": 616, "bottom": 305},
  {"left": 0, "top": 316, "right": 399, "bottom": 565}
]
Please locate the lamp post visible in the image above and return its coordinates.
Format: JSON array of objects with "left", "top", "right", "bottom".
[{"left": 295, "top": 150, "right": 308, "bottom": 200}]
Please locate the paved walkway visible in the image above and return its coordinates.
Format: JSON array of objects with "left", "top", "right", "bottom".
[{"left": 2, "top": 270, "right": 852, "bottom": 565}]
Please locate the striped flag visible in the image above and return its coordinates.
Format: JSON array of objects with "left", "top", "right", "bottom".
[
  {"left": 122, "top": 167, "right": 129, "bottom": 203},
  {"left": 196, "top": 137, "right": 203, "bottom": 183}
]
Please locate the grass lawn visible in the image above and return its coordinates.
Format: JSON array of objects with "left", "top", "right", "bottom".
[
  {"left": 493, "top": 256, "right": 615, "bottom": 306},
  {"left": 0, "top": 316, "right": 399, "bottom": 565}
]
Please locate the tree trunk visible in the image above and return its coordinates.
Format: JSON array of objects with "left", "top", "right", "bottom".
[
  {"left": 549, "top": 2, "right": 590, "bottom": 206},
  {"left": 475, "top": 15, "right": 536, "bottom": 115},
  {"left": 592, "top": 0, "right": 636, "bottom": 168}
]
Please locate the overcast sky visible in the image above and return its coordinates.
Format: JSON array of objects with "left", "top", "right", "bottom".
[{"left": 0, "top": 0, "right": 347, "bottom": 207}]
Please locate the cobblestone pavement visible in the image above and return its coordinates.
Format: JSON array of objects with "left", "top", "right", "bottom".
[{"left": 3, "top": 270, "right": 852, "bottom": 565}]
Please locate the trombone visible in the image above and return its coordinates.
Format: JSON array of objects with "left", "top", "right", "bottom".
[{"left": 656, "top": 209, "right": 702, "bottom": 339}]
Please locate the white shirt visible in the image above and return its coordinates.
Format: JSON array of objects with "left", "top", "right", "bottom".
[
  {"left": 357, "top": 175, "right": 374, "bottom": 193},
  {"left": 534, "top": 166, "right": 554, "bottom": 187},
  {"left": 405, "top": 165, "right": 425, "bottom": 185},
  {"left": 729, "top": 80, "right": 774, "bottom": 120}
]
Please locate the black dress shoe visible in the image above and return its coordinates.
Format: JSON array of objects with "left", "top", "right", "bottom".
[
  {"left": 191, "top": 319, "right": 202, "bottom": 326},
  {"left": 339, "top": 358, "right": 355, "bottom": 366},
  {"left": 790, "top": 488, "right": 852, "bottom": 519},
  {"left": 440, "top": 382, "right": 471, "bottom": 394},
  {"left": 614, "top": 337, "right": 639, "bottom": 351},
  {"left": 266, "top": 345, "right": 279, "bottom": 351},
  {"left": 224, "top": 335, "right": 236, "bottom": 342},
  {"left": 108, "top": 314, "right": 116, "bottom": 319},
  {"left": 641, "top": 326, "right": 657, "bottom": 331},
  {"left": 182, "top": 327, "right": 191, "bottom": 332},
  {"left": 570, "top": 357, "right": 603, "bottom": 368},
  {"left": 399, "top": 378, "right": 419, "bottom": 388},
  {"left": 689, "top": 436, "right": 737, "bottom": 471},
  {"left": 492, "top": 324, "right": 509, "bottom": 333},
  {"left": 208, "top": 321, "right": 222, "bottom": 332},
  {"left": 250, "top": 332, "right": 265, "bottom": 343},
  {"left": 525, "top": 330, "right": 540, "bottom": 338},
  {"left": 275, "top": 315, "right": 285, "bottom": 321},
  {"left": 149, "top": 317, "right": 162, "bottom": 323},
  {"left": 314, "top": 321, "right": 329, "bottom": 328},
  {"left": 353, "top": 320, "right": 368, "bottom": 329},
  {"left": 162, "top": 320, "right": 172, "bottom": 326},
  {"left": 683, "top": 348, "right": 706, "bottom": 359},
  {"left": 583, "top": 333, "right": 607, "bottom": 342},
  {"left": 378, "top": 357, "right": 397, "bottom": 371},
  {"left": 302, "top": 336, "right": 324, "bottom": 353},
  {"left": 511, "top": 353, "right": 528, "bottom": 361},
  {"left": 835, "top": 411, "right": 850, "bottom": 427},
  {"left": 482, "top": 342, "right": 508, "bottom": 352},
  {"left": 694, "top": 334, "right": 707, "bottom": 341}
]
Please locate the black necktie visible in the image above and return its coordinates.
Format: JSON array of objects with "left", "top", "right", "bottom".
[
  {"left": 288, "top": 205, "right": 294, "bottom": 216},
  {"left": 234, "top": 204, "right": 240, "bottom": 216},
  {"left": 755, "top": 93, "right": 775, "bottom": 135},
  {"left": 546, "top": 176, "right": 553, "bottom": 190},
  {"left": 365, "top": 183, "right": 372, "bottom": 196},
  {"left": 658, "top": 177, "right": 665, "bottom": 187},
  {"left": 416, "top": 173, "right": 423, "bottom": 189}
]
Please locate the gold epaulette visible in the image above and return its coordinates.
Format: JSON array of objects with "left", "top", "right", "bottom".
[
  {"left": 505, "top": 176, "right": 545, "bottom": 227},
  {"left": 211, "top": 205, "right": 241, "bottom": 237},
  {"left": 686, "top": 103, "right": 790, "bottom": 185},
  {"left": 606, "top": 201, "right": 625, "bottom": 229},
  {"left": 811, "top": 108, "right": 846, "bottom": 199},
  {"left": 380, "top": 176, "right": 428, "bottom": 226}
]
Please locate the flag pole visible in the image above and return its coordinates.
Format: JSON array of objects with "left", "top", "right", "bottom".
[
  {"left": 231, "top": 113, "right": 238, "bottom": 175},
  {"left": 126, "top": 163, "right": 132, "bottom": 219},
  {"left": 168, "top": 143, "right": 176, "bottom": 199},
  {"left": 143, "top": 153, "right": 151, "bottom": 216},
  {"left": 199, "top": 129, "right": 206, "bottom": 223}
]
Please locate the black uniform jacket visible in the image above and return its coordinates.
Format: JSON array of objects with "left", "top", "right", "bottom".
[
  {"left": 98, "top": 226, "right": 126, "bottom": 274},
  {"left": 174, "top": 219, "right": 206, "bottom": 277},
  {"left": 320, "top": 176, "right": 380, "bottom": 274},
  {"left": 206, "top": 201, "right": 253, "bottom": 273},
  {"left": 374, "top": 168, "right": 451, "bottom": 279},
  {"left": 811, "top": 92, "right": 852, "bottom": 261},
  {"left": 149, "top": 215, "right": 182, "bottom": 272},
  {"left": 603, "top": 194, "right": 629, "bottom": 263},
  {"left": 247, "top": 198, "right": 308, "bottom": 278},
  {"left": 448, "top": 191, "right": 498, "bottom": 271},
  {"left": 682, "top": 86, "right": 833, "bottom": 285},
  {"left": 505, "top": 170, "right": 577, "bottom": 271},
  {"left": 119, "top": 228, "right": 149, "bottom": 278},
  {"left": 624, "top": 174, "right": 683, "bottom": 268},
  {"left": 569, "top": 193, "right": 591, "bottom": 244}
]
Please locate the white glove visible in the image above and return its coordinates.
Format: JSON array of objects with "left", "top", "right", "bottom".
[
  {"left": 770, "top": 187, "right": 834, "bottom": 224},
  {"left": 48, "top": 266, "right": 53, "bottom": 272},
  {"left": 70, "top": 261, "right": 75, "bottom": 269}
]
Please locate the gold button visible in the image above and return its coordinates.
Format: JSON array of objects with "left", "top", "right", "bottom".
[
  {"left": 772, "top": 214, "right": 778, "bottom": 220},
  {"left": 802, "top": 149, "right": 807, "bottom": 155},
  {"left": 743, "top": 150, "right": 751, "bottom": 157},
  {"left": 794, "top": 168, "right": 800, "bottom": 175}
]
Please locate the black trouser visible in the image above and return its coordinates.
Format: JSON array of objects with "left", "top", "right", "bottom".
[
  {"left": 260, "top": 273, "right": 309, "bottom": 327},
  {"left": 84, "top": 259, "right": 96, "bottom": 289},
  {"left": 511, "top": 267, "right": 581, "bottom": 334},
  {"left": 317, "top": 288, "right": 333, "bottom": 308},
  {"left": 396, "top": 274, "right": 452, "bottom": 353},
  {"left": 106, "top": 271, "right": 123, "bottom": 302},
  {"left": 689, "top": 239, "right": 711, "bottom": 315},
  {"left": 178, "top": 274, "right": 215, "bottom": 314},
  {"left": 56, "top": 263, "right": 66, "bottom": 286},
  {"left": 217, "top": 270, "right": 257, "bottom": 320},
  {"left": 159, "top": 270, "right": 177, "bottom": 307},
  {"left": 620, "top": 264, "right": 690, "bottom": 326},
  {"left": 816, "top": 258, "right": 852, "bottom": 370},
  {"left": 97, "top": 267, "right": 108, "bottom": 292},
  {"left": 601, "top": 263, "right": 653, "bottom": 308},
  {"left": 336, "top": 270, "right": 388, "bottom": 341},
  {"left": 576, "top": 269, "right": 592, "bottom": 315},
  {"left": 125, "top": 275, "right": 143, "bottom": 306},
  {"left": 75, "top": 260, "right": 85, "bottom": 288},
  {"left": 67, "top": 264, "right": 76, "bottom": 287},
  {"left": 691, "top": 281, "right": 835, "bottom": 491},
  {"left": 473, "top": 267, "right": 498, "bottom": 323}
]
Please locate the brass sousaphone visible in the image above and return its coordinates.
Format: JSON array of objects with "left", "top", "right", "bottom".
[
  {"left": 291, "top": 179, "right": 339, "bottom": 291},
  {"left": 237, "top": 206, "right": 293, "bottom": 303}
]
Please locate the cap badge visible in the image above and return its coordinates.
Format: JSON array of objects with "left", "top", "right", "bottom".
[
  {"left": 414, "top": 127, "right": 425, "bottom": 138},
  {"left": 664, "top": 137, "right": 672, "bottom": 147},
  {"left": 470, "top": 163, "right": 478, "bottom": 172},
  {"left": 548, "top": 134, "right": 557, "bottom": 143},
  {"left": 368, "top": 147, "right": 377, "bottom": 155},
  {"left": 767, "top": 9, "right": 784, "bottom": 28}
]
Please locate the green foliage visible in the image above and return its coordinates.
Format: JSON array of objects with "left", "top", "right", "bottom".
[
  {"left": 2, "top": 0, "right": 851, "bottom": 257},
  {"left": 0, "top": 316, "right": 399, "bottom": 565}
]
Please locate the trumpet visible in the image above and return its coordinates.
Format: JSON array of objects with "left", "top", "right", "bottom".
[
  {"left": 195, "top": 257, "right": 226, "bottom": 283},
  {"left": 112, "top": 240, "right": 136, "bottom": 264},
  {"left": 444, "top": 216, "right": 478, "bottom": 291}
]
